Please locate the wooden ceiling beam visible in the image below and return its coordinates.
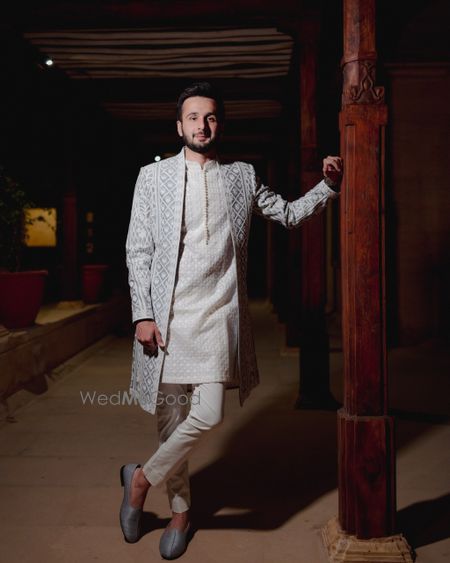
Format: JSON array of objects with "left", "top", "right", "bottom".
[{"left": 13, "top": 1, "right": 310, "bottom": 29}]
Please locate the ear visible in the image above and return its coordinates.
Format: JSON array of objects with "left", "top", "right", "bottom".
[{"left": 176, "top": 120, "right": 183, "bottom": 137}]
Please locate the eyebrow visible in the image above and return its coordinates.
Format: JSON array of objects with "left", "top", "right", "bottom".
[{"left": 185, "top": 111, "right": 217, "bottom": 118}]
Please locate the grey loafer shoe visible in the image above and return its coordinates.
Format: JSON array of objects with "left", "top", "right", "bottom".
[
  {"left": 159, "top": 522, "right": 192, "bottom": 560},
  {"left": 119, "top": 463, "right": 143, "bottom": 543}
]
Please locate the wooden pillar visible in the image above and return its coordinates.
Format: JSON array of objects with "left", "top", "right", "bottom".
[
  {"left": 295, "top": 19, "right": 339, "bottom": 410},
  {"left": 266, "top": 158, "right": 276, "bottom": 303},
  {"left": 322, "top": 1, "right": 413, "bottom": 560},
  {"left": 270, "top": 172, "right": 290, "bottom": 324},
  {"left": 285, "top": 107, "right": 302, "bottom": 345},
  {"left": 61, "top": 119, "right": 79, "bottom": 301}
]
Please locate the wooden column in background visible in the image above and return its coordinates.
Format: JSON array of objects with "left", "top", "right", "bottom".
[
  {"left": 285, "top": 91, "right": 302, "bottom": 345},
  {"left": 295, "top": 18, "right": 338, "bottom": 409},
  {"left": 266, "top": 158, "right": 276, "bottom": 302},
  {"left": 61, "top": 122, "right": 78, "bottom": 301},
  {"left": 322, "top": 1, "right": 413, "bottom": 560}
]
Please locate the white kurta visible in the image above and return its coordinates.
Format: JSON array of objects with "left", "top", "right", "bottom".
[{"left": 160, "top": 158, "right": 239, "bottom": 385}]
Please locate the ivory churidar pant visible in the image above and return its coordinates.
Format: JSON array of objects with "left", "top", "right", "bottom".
[{"left": 142, "top": 382, "right": 226, "bottom": 513}]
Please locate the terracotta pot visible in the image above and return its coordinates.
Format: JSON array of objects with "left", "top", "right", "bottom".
[
  {"left": 82, "top": 264, "right": 109, "bottom": 304},
  {"left": 0, "top": 270, "right": 48, "bottom": 329}
]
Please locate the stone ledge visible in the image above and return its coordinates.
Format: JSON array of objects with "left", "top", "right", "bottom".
[
  {"left": 322, "top": 517, "right": 415, "bottom": 562},
  {"left": 0, "top": 294, "right": 131, "bottom": 423}
]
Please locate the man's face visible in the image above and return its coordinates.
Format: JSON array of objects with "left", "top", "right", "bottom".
[{"left": 177, "top": 96, "right": 222, "bottom": 154}]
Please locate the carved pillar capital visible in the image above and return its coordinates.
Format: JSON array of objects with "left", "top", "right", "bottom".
[{"left": 342, "top": 59, "right": 385, "bottom": 105}]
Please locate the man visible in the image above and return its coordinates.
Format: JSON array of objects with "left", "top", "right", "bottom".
[{"left": 122, "top": 81, "right": 343, "bottom": 559}]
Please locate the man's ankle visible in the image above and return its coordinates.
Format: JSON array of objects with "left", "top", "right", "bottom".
[
  {"left": 135, "top": 468, "right": 151, "bottom": 488},
  {"left": 168, "top": 513, "right": 190, "bottom": 531}
]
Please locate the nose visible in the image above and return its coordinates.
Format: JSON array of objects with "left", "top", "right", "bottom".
[{"left": 197, "top": 118, "right": 210, "bottom": 133}]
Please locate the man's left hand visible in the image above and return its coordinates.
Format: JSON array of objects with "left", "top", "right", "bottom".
[{"left": 323, "top": 156, "right": 343, "bottom": 185}]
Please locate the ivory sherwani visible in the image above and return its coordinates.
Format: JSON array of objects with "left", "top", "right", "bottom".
[{"left": 126, "top": 147, "right": 339, "bottom": 415}]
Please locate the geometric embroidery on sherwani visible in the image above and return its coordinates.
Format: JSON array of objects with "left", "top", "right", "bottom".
[
  {"left": 130, "top": 152, "right": 187, "bottom": 413},
  {"left": 126, "top": 165, "right": 159, "bottom": 412},
  {"left": 153, "top": 156, "right": 183, "bottom": 335},
  {"left": 220, "top": 161, "right": 260, "bottom": 404},
  {"left": 126, "top": 166, "right": 154, "bottom": 323},
  {"left": 126, "top": 147, "right": 339, "bottom": 414},
  {"left": 223, "top": 162, "right": 259, "bottom": 403}
]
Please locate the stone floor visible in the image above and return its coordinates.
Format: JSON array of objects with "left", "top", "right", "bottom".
[{"left": 0, "top": 302, "right": 449, "bottom": 562}]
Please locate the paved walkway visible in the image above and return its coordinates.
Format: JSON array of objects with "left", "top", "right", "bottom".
[{"left": 0, "top": 302, "right": 449, "bottom": 562}]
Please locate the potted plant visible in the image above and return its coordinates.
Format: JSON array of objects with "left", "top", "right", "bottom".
[{"left": 0, "top": 166, "right": 49, "bottom": 329}]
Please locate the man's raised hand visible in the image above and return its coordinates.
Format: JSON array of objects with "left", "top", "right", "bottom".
[{"left": 323, "top": 156, "right": 343, "bottom": 185}]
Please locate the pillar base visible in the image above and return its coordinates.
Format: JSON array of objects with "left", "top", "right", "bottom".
[{"left": 322, "top": 517, "right": 415, "bottom": 562}]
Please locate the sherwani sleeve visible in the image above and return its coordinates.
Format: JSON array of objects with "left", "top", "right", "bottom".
[
  {"left": 125, "top": 167, "right": 155, "bottom": 324},
  {"left": 252, "top": 167, "right": 340, "bottom": 229}
]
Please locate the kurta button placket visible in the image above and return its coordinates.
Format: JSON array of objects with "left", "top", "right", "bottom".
[{"left": 203, "top": 168, "right": 210, "bottom": 245}]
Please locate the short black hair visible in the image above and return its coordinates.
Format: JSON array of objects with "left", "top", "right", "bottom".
[{"left": 176, "top": 81, "right": 225, "bottom": 122}]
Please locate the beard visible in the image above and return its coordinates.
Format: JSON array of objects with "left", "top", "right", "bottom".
[{"left": 183, "top": 132, "right": 219, "bottom": 154}]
